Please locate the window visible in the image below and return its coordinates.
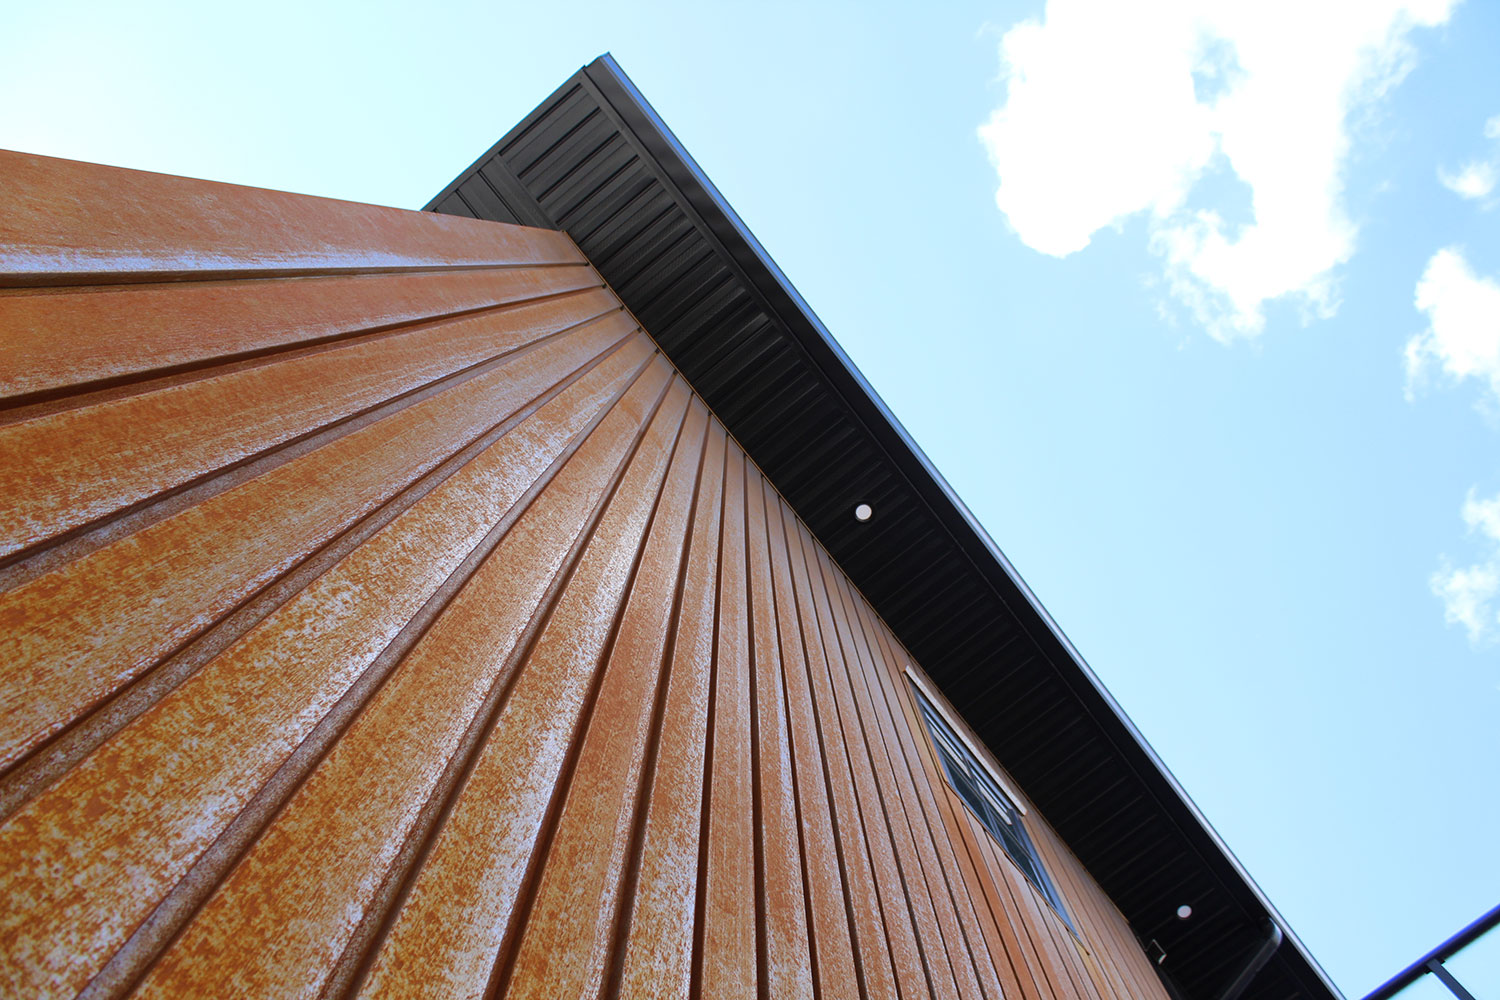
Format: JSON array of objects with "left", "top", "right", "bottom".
[{"left": 908, "top": 675, "right": 1074, "bottom": 931}]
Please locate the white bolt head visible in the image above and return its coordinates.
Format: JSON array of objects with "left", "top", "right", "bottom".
[
  {"left": 854, "top": 503, "right": 873, "bottom": 522},
  {"left": 1177, "top": 905, "right": 1192, "bottom": 920}
]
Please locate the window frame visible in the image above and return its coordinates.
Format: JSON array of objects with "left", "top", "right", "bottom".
[{"left": 906, "top": 668, "right": 1076, "bottom": 932}]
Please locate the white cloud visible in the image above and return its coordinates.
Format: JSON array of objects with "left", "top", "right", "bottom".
[
  {"left": 1413, "top": 251, "right": 1500, "bottom": 642},
  {"left": 978, "top": 0, "right": 1454, "bottom": 341},
  {"left": 1405, "top": 247, "right": 1500, "bottom": 407},
  {"left": 1463, "top": 489, "right": 1500, "bottom": 539},
  {"left": 1432, "top": 487, "right": 1500, "bottom": 643},
  {"left": 1439, "top": 161, "right": 1497, "bottom": 200},
  {"left": 1437, "top": 114, "right": 1500, "bottom": 204}
]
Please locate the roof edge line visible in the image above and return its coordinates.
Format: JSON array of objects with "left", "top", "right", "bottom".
[{"left": 583, "top": 51, "right": 1340, "bottom": 998}]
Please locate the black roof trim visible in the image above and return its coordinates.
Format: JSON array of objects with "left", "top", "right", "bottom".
[{"left": 427, "top": 54, "right": 1341, "bottom": 1000}]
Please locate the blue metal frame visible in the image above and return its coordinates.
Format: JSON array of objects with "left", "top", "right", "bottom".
[{"left": 1362, "top": 903, "right": 1499, "bottom": 1000}]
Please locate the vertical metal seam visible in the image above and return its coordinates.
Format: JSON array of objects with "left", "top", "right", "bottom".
[
  {"left": 0, "top": 270, "right": 603, "bottom": 416},
  {"left": 835, "top": 572, "right": 1013, "bottom": 1000},
  {"left": 793, "top": 524, "right": 946, "bottom": 1000},
  {"left": 1, "top": 259, "right": 591, "bottom": 292},
  {"left": 0, "top": 294, "right": 625, "bottom": 585},
  {"left": 90, "top": 339, "right": 659, "bottom": 1000},
  {"left": 688, "top": 432, "right": 730, "bottom": 1000},
  {"left": 599, "top": 403, "right": 713, "bottom": 1000},
  {"left": 744, "top": 450, "right": 770, "bottom": 1000},
  {"left": 480, "top": 374, "right": 694, "bottom": 1000},
  {"left": 887, "top": 679, "right": 1045, "bottom": 1000},
  {"left": 844, "top": 578, "right": 1029, "bottom": 1000},
  {"left": 827, "top": 552, "right": 999, "bottom": 1000},
  {"left": 331, "top": 355, "right": 677, "bottom": 999},
  {"left": 778, "top": 500, "right": 910, "bottom": 1000},
  {"left": 756, "top": 476, "right": 829, "bottom": 1000},
  {"left": 0, "top": 283, "right": 618, "bottom": 447},
  {"left": 768, "top": 495, "right": 875, "bottom": 1000},
  {"left": 821, "top": 547, "right": 983, "bottom": 998},
  {"left": 0, "top": 326, "right": 643, "bottom": 823},
  {"left": 687, "top": 434, "right": 729, "bottom": 1000},
  {"left": 305, "top": 339, "right": 659, "bottom": 1000},
  {"left": 782, "top": 518, "right": 937, "bottom": 1000}
]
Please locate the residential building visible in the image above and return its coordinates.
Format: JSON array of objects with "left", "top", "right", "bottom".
[{"left": 0, "top": 55, "right": 1339, "bottom": 1000}]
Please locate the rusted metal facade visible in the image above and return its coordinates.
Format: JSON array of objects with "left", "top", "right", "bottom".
[
  {"left": 425, "top": 58, "right": 1338, "bottom": 1000},
  {"left": 1, "top": 152, "right": 1171, "bottom": 999}
]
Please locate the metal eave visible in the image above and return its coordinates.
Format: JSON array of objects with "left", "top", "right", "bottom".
[{"left": 425, "top": 53, "right": 1343, "bottom": 1000}]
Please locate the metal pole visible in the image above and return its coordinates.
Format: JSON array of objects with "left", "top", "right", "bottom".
[
  {"left": 1424, "top": 959, "right": 1477, "bottom": 1000},
  {"left": 1363, "top": 903, "right": 1500, "bottom": 1000}
]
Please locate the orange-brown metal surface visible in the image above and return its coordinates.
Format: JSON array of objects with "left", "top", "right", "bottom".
[{"left": 0, "top": 151, "right": 1168, "bottom": 1000}]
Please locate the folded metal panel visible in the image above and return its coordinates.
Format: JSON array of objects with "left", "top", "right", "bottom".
[
  {"left": 425, "top": 56, "right": 1336, "bottom": 1000},
  {"left": 2, "top": 152, "right": 1166, "bottom": 1000}
]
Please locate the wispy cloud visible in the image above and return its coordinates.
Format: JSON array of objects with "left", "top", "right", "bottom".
[
  {"left": 1439, "top": 161, "right": 1497, "bottom": 201},
  {"left": 1405, "top": 247, "right": 1500, "bottom": 409},
  {"left": 1409, "top": 250, "right": 1500, "bottom": 640},
  {"left": 1432, "top": 488, "right": 1500, "bottom": 643},
  {"left": 1437, "top": 114, "right": 1500, "bottom": 204},
  {"left": 977, "top": 0, "right": 1454, "bottom": 341}
]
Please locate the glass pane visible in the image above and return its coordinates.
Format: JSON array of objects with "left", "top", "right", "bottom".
[{"left": 909, "top": 679, "right": 1075, "bottom": 933}]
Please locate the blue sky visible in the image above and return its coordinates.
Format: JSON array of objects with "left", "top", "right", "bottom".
[{"left": 3, "top": 0, "right": 1497, "bottom": 995}]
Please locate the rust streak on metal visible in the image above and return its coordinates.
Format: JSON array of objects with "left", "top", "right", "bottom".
[
  {"left": 0, "top": 315, "right": 636, "bottom": 775},
  {"left": 0, "top": 334, "right": 650, "bottom": 824},
  {"left": 0, "top": 266, "right": 601, "bottom": 406},
  {"left": 608, "top": 420, "right": 726, "bottom": 1000},
  {"left": 125, "top": 363, "right": 677, "bottom": 1000},
  {"left": 0, "top": 153, "right": 1173, "bottom": 1000},
  {"left": 0, "top": 150, "right": 584, "bottom": 287},
  {"left": 0, "top": 288, "right": 621, "bottom": 557}
]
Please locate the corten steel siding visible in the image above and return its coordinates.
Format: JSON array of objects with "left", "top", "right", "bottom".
[
  {"left": 427, "top": 63, "right": 1341, "bottom": 1000},
  {"left": 0, "top": 152, "right": 1165, "bottom": 1000}
]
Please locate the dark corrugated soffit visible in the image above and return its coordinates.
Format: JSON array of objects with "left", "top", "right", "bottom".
[{"left": 426, "top": 53, "right": 1343, "bottom": 1000}]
